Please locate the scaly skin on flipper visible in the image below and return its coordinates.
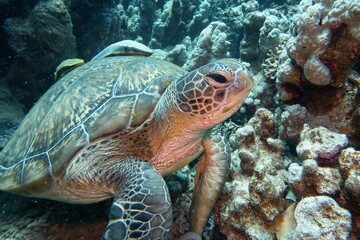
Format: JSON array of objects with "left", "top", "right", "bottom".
[
  {"left": 190, "top": 131, "right": 230, "bottom": 234},
  {"left": 102, "top": 157, "right": 172, "bottom": 240}
]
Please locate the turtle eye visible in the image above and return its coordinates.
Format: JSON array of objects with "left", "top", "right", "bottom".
[
  {"left": 208, "top": 73, "right": 227, "bottom": 83},
  {"left": 206, "top": 72, "right": 232, "bottom": 87}
]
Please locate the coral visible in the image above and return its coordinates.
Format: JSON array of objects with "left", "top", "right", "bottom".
[
  {"left": 296, "top": 125, "right": 348, "bottom": 164},
  {"left": 303, "top": 55, "right": 332, "bottom": 86},
  {"left": 186, "top": 0, "right": 211, "bottom": 38},
  {"left": 339, "top": 148, "right": 360, "bottom": 206},
  {"left": 276, "top": 196, "right": 352, "bottom": 239},
  {"left": 234, "top": 72, "right": 279, "bottom": 121},
  {"left": 285, "top": 126, "right": 360, "bottom": 237},
  {"left": 262, "top": 43, "right": 285, "bottom": 79},
  {"left": 287, "top": 124, "right": 359, "bottom": 216},
  {"left": 288, "top": 0, "right": 360, "bottom": 87},
  {"left": 149, "top": 0, "right": 186, "bottom": 48},
  {"left": 278, "top": 104, "right": 339, "bottom": 143},
  {"left": 279, "top": 104, "right": 307, "bottom": 142},
  {"left": 259, "top": 10, "right": 290, "bottom": 56},
  {"left": 3, "top": 0, "right": 76, "bottom": 74},
  {"left": 165, "top": 43, "right": 188, "bottom": 67},
  {"left": 70, "top": 0, "right": 124, "bottom": 59},
  {"left": 239, "top": 11, "right": 266, "bottom": 70},
  {"left": 287, "top": 125, "right": 348, "bottom": 196},
  {"left": 185, "top": 0, "right": 259, "bottom": 58},
  {"left": 248, "top": 108, "right": 278, "bottom": 140},
  {"left": 183, "top": 21, "right": 230, "bottom": 71},
  {"left": 288, "top": 160, "right": 342, "bottom": 197},
  {"left": 293, "top": 196, "right": 352, "bottom": 239},
  {"left": 2, "top": 0, "right": 77, "bottom": 110},
  {"left": 241, "top": 8, "right": 290, "bottom": 72},
  {"left": 249, "top": 170, "right": 287, "bottom": 221},
  {"left": 282, "top": 72, "right": 360, "bottom": 147},
  {"left": 215, "top": 108, "right": 289, "bottom": 239},
  {"left": 276, "top": 0, "right": 360, "bottom": 104}
]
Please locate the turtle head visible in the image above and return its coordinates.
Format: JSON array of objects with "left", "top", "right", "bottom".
[{"left": 174, "top": 59, "right": 253, "bottom": 129}]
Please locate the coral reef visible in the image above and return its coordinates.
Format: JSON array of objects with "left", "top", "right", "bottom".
[
  {"left": 149, "top": 0, "right": 187, "bottom": 48},
  {"left": 215, "top": 108, "right": 290, "bottom": 239},
  {"left": 216, "top": 111, "right": 359, "bottom": 239},
  {"left": 288, "top": 125, "right": 350, "bottom": 197},
  {"left": 266, "top": 0, "right": 360, "bottom": 150},
  {"left": 292, "top": 196, "right": 352, "bottom": 239},
  {"left": 3, "top": 0, "right": 76, "bottom": 74},
  {"left": 2, "top": 0, "right": 77, "bottom": 109},
  {"left": 339, "top": 148, "right": 360, "bottom": 206},
  {"left": 279, "top": 104, "right": 339, "bottom": 143},
  {"left": 241, "top": 8, "right": 291, "bottom": 71},
  {"left": 296, "top": 125, "right": 348, "bottom": 164},
  {"left": 239, "top": 11, "right": 266, "bottom": 70},
  {"left": 279, "top": 71, "right": 360, "bottom": 146},
  {"left": 275, "top": 0, "right": 360, "bottom": 110},
  {"left": 1, "top": 0, "right": 360, "bottom": 239},
  {"left": 183, "top": 21, "right": 230, "bottom": 71},
  {"left": 275, "top": 196, "right": 353, "bottom": 239},
  {"left": 286, "top": 126, "right": 359, "bottom": 238},
  {"left": 69, "top": 0, "right": 124, "bottom": 60}
]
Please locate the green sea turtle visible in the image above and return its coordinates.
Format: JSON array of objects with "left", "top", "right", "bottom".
[{"left": 0, "top": 40, "right": 253, "bottom": 239}]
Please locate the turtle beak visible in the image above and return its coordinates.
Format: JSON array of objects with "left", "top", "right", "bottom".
[
  {"left": 234, "top": 65, "right": 253, "bottom": 91},
  {"left": 220, "top": 65, "right": 253, "bottom": 114}
]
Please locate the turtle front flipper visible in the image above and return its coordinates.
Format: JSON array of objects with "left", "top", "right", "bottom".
[
  {"left": 102, "top": 157, "right": 172, "bottom": 240},
  {"left": 189, "top": 132, "right": 230, "bottom": 235}
]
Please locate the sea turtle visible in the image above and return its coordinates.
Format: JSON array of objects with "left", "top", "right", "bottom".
[{"left": 0, "top": 40, "right": 253, "bottom": 239}]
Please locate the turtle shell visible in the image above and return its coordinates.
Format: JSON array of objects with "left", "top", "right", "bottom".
[{"left": 0, "top": 56, "right": 186, "bottom": 192}]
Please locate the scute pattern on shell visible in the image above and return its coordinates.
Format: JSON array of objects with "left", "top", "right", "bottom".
[{"left": 0, "top": 56, "right": 186, "bottom": 191}]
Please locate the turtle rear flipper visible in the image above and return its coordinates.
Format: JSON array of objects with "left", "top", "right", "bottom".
[{"left": 102, "top": 157, "right": 172, "bottom": 240}]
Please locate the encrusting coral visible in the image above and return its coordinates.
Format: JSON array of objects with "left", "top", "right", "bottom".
[
  {"left": 215, "top": 108, "right": 290, "bottom": 239},
  {"left": 292, "top": 196, "right": 352, "bottom": 239},
  {"left": 276, "top": 0, "right": 360, "bottom": 105},
  {"left": 263, "top": 0, "right": 360, "bottom": 147},
  {"left": 216, "top": 110, "right": 359, "bottom": 238},
  {"left": 183, "top": 21, "right": 230, "bottom": 71},
  {"left": 339, "top": 148, "right": 360, "bottom": 206}
]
